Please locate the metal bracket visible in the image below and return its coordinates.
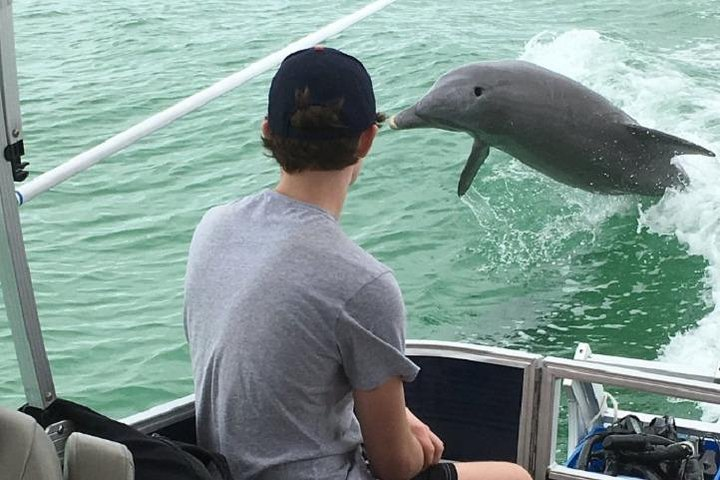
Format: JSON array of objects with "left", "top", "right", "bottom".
[
  {"left": 3, "top": 139, "right": 28, "bottom": 181},
  {"left": 564, "top": 343, "right": 604, "bottom": 455}
]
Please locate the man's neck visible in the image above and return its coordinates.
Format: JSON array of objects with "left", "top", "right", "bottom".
[{"left": 275, "top": 170, "right": 351, "bottom": 219}]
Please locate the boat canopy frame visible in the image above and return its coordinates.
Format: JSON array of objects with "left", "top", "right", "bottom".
[{"left": 0, "top": 0, "right": 55, "bottom": 408}]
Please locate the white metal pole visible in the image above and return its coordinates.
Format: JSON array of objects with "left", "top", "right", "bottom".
[
  {"left": 0, "top": 0, "right": 56, "bottom": 408},
  {"left": 16, "top": 0, "right": 397, "bottom": 205}
]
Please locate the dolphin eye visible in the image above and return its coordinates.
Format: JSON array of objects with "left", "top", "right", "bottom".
[{"left": 474, "top": 87, "right": 484, "bottom": 97}]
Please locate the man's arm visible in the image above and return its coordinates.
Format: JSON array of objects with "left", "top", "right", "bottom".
[{"left": 354, "top": 376, "right": 443, "bottom": 480}]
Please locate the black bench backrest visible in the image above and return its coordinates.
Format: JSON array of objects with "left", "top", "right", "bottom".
[{"left": 405, "top": 355, "right": 525, "bottom": 462}]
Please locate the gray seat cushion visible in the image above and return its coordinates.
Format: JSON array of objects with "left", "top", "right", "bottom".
[
  {"left": 63, "top": 432, "right": 134, "bottom": 480},
  {"left": 0, "top": 406, "right": 63, "bottom": 480}
]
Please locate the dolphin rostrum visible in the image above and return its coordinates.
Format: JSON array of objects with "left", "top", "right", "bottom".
[{"left": 390, "top": 60, "right": 715, "bottom": 196}]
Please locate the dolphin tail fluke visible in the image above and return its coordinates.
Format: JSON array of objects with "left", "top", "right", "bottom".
[
  {"left": 625, "top": 124, "right": 716, "bottom": 158},
  {"left": 458, "top": 139, "right": 490, "bottom": 196}
]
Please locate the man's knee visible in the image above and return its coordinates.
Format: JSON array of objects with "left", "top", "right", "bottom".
[
  {"left": 455, "top": 460, "right": 532, "bottom": 480},
  {"left": 504, "top": 462, "right": 532, "bottom": 480}
]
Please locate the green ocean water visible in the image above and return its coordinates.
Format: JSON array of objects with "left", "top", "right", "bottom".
[{"left": 1, "top": 0, "right": 719, "bottom": 427}]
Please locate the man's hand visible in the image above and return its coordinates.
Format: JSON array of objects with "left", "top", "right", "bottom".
[{"left": 405, "top": 408, "right": 444, "bottom": 468}]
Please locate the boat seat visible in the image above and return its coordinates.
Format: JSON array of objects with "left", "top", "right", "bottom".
[
  {"left": 0, "top": 406, "right": 134, "bottom": 480},
  {"left": 63, "top": 431, "right": 134, "bottom": 480},
  {"left": 0, "top": 405, "right": 62, "bottom": 479}
]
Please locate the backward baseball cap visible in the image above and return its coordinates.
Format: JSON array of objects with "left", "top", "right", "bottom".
[{"left": 267, "top": 46, "right": 377, "bottom": 140}]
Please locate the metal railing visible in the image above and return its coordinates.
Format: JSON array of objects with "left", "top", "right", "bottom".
[
  {"left": 572, "top": 342, "right": 720, "bottom": 383},
  {"left": 536, "top": 357, "right": 720, "bottom": 480},
  {"left": 124, "top": 341, "right": 543, "bottom": 470},
  {"left": 564, "top": 342, "right": 720, "bottom": 454},
  {"left": 405, "top": 340, "right": 542, "bottom": 470},
  {"left": 14, "top": 0, "right": 397, "bottom": 206}
]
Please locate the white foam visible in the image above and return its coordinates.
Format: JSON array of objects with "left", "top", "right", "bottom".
[
  {"left": 643, "top": 159, "right": 720, "bottom": 420},
  {"left": 463, "top": 184, "right": 632, "bottom": 271},
  {"left": 460, "top": 31, "right": 639, "bottom": 269},
  {"left": 521, "top": 29, "right": 720, "bottom": 420}
]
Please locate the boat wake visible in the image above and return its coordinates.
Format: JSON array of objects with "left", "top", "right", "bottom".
[{"left": 522, "top": 29, "right": 720, "bottom": 420}]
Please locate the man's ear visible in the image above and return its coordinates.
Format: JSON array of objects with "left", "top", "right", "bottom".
[
  {"left": 262, "top": 118, "right": 271, "bottom": 139},
  {"left": 356, "top": 125, "right": 379, "bottom": 159}
]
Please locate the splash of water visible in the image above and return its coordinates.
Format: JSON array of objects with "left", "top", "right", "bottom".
[
  {"left": 521, "top": 29, "right": 720, "bottom": 420},
  {"left": 643, "top": 160, "right": 720, "bottom": 420},
  {"left": 460, "top": 31, "right": 641, "bottom": 271}
]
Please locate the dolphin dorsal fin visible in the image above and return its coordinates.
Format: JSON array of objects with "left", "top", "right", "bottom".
[
  {"left": 625, "top": 124, "right": 715, "bottom": 158},
  {"left": 458, "top": 139, "right": 490, "bottom": 196}
]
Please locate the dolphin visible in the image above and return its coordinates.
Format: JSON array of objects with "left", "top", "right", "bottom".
[{"left": 389, "top": 60, "right": 715, "bottom": 196}]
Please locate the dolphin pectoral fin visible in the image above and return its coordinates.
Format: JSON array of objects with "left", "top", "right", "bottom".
[
  {"left": 625, "top": 124, "right": 716, "bottom": 157},
  {"left": 457, "top": 139, "right": 490, "bottom": 197}
]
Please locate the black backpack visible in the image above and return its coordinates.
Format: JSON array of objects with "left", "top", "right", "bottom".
[{"left": 21, "top": 398, "right": 233, "bottom": 480}]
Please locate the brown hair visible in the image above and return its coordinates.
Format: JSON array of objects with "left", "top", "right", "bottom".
[{"left": 263, "top": 88, "right": 385, "bottom": 173}]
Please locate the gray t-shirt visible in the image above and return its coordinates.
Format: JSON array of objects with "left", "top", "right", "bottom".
[{"left": 184, "top": 189, "right": 420, "bottom": 480}]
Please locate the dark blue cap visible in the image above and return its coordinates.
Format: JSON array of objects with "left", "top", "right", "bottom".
[{"left": 268, "top": 46, "right": 377, "bottom": 140}]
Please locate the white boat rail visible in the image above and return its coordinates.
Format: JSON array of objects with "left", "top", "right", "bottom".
[
  {"left": 14, "top": 0, "right": 397, "bottom": 205},
  {"left": 536, "top": 357, "right": 720, "bottom": 480},
  {"left": 564, "top": 342, "right": 720, "bottom": 452}
]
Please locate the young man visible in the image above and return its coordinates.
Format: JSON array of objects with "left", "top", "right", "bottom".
[{"left": 184, "top": 46, "right": 531, "bottom": 480}]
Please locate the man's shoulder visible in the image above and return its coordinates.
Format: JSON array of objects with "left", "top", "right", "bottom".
[
  {"left": 204, "top": 191, "right": 264, "bottom": 218},
  {"left": 333, "top": 235, "right": 393, "bottom": 284},
  {"left": 195, "top": 191, "right": 268, "bottom": 229}
]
